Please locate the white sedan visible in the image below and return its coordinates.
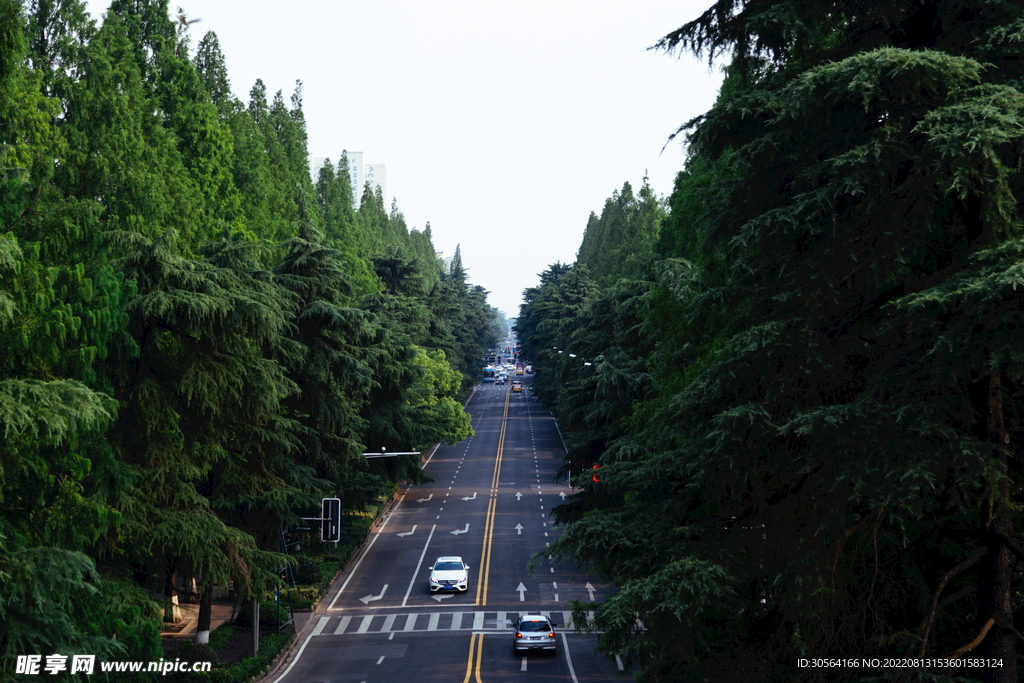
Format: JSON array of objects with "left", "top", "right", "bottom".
[{"left": 429, "top": 556, "right": 469, "bottom": 593}]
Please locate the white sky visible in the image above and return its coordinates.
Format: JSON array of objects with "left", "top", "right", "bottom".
[{"left": 85, "top": 0, "right": 724, "bottom": 318}]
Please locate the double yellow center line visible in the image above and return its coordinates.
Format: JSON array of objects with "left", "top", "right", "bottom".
[
  {"left": 463, "top": 632, "right": 485, "bottom": 683},
  {"left": 474, "top": 386, "right": 509, "bottom": 607},
  {"left": 464, "top": 387, "right": 510, "bottom": 681}
]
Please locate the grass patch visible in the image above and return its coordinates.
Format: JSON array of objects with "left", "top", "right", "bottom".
[{"left": 319, "top": 558, "right": 340, "bottom": 578}]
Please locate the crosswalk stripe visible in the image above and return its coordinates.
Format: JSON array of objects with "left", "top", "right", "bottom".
[
  {"left": 311, "top": 610, "right": 583, "bottom": 636},
  {"left": 450, "top": 612, "right": 464, "bottom": 630}
]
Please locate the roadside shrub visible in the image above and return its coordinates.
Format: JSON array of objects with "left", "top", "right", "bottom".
[
  {"left": 294, "top": 556, "right": 322, "bottom": 585},
  {"left": 162, "top": 642, "right": 217, "bottom": 682},
  {"left": 234, "top": 600, "right": 289, "bottom": 629},
  {"left": 210, "top": 632, "right": 293, "bottom": 683},
  {"left": 207, "top": 623, "right": 236, "bottom": 651}
]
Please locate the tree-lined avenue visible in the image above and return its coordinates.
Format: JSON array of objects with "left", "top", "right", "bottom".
[{"left": 272, "top": 375, "right": 628, "bottom": 682}]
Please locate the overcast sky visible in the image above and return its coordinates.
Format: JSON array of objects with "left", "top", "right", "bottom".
[{"left": 86, "top": 0, "right": 724, "bottom": 318}]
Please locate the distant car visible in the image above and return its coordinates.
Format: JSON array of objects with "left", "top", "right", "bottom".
[
  {"left": 429, "top": 556, "right": 469, "bottom": 593},
  {"left": 516, "top": 367, "right": 524, "bottom": 375},
  {"left": 511, "top": 614, "right": 556, "bottom": 655},
  {"left": 511, "top": 381, "right": 523, "bottom": 393},
  {"left": 496, "top": 375, "right": 506, "bottom": 385}
]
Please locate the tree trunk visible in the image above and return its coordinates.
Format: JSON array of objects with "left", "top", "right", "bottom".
[
  {"left": 195, "top": 580, "right": 212, "bottom": 646},
  {"left": 252, "top": 599, "right": 260, "bottom": 657},
  {"left": 163, "top": 562, "right": 182, "bottom": 623},
  {"left": 977, "top": 367, "right": 1017, "bottom": 683}
]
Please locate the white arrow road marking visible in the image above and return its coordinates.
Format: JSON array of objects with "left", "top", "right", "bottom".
[
  {"left": 515, "top": 492, "right": 522, "bottom": 500},
  {"left": 359, "top": 584, "right": 388, "bottom": 604},
  {"left": 516, "top": 582, "right": 527, "bottom": 601},
  {"left": 560, "top": 492, "right": 567, "bottom": 500},
  {"left": 451, "top": 524, "right": 470, "bottom": 535},
  {"left": 515, "top": 524, "right": 523, "bottom": 535},
  {"left": 396, "top": 526, "right": 416, "bottom": 537},
  {"left": 586, "top": 582, "right": 596, "bottom": 600},
  {"left": 462, "top": 492, "right": 477, "bottom": 501},
  {"left": 431, "top": 593, "right": 454, "bottom": 602},
  {"left": 416, "top": 494, "right": 433, "bottom": 503}
]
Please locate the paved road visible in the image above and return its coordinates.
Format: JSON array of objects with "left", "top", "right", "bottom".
[{"left": 269, "top": 376, "right": 629, "bottom": 683}]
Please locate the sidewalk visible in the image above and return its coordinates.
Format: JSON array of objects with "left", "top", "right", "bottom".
[
  {"left": 160, "top": 486, "right": 408, "bottom": 653},
  {"left": 160, "top": 592, "right": 314, "bottom": 651},
  {"left": 160, "top": 592, "right": 237, "bottom": 651}
]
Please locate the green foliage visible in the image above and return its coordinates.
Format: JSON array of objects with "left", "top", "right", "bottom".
[
  {"left": 0, "top": 547, "right": 129, "bottom": 673},
  {"left": 205, "top": 622, "right": 236, "bottom": 652},
  {"left": 163, "top": 629, "right": 294, "bottom": 683},
  {"left": 314, "top": 154, "right": 376, "bottom": 296},
  {"left": 293, "top": 556, "right": 322, "bottom": 586},
  {"left": 273, "top": 203, "right": 372, "bottom": 488},
  {"left": 234, "top": 600, "right": 289, "bottom": 630},
  {"left": 407, "top": 348, "right": 474, "bottom": 445},
  {"left": 210, "top": 631, "right": 291, "bottom": 683},
  {"left": 576, "top": 176, "right": 665, "bottom": 287},
  {"left": 0, "top": 0, "right": 496, "bottom": 662},
  {"left": 193, "top": 32, "right": 232, "bottom": 116},
  {"left": 527, "top": 3, "right": 1024, "bottom": 681}
]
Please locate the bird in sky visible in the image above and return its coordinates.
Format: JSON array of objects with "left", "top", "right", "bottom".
[{"left": 175, "top": 12, "right": 201, "bottom": 33}]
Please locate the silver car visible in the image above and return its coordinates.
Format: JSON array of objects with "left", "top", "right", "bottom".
[{"left": 511, "top": 614, "right": 556, "bottom": 655}]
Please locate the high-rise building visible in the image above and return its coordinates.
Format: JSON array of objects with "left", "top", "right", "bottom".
[
  {"left": 309, "top": 152, "right": 386, "bottom": 209},
  {"left": 365, "top": 163, "right": 386, "bottom": 207},
  {"left": 346, "top": 152, "right": 364, "bottom": 205},
  {"left": 309, "top": 155, "right": 329, "bottom": 180}
]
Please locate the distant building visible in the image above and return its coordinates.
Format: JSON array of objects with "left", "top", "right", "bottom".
[
  {"left": 309, "top": 155, "right": 329, "bottom": 180},
  {"left": 347, "top": 152, "right": 364, "bottom": 205},
  {"left": 309, "top": 152, "right": 387, "bottom": 209},
  {"left": 346, "top": 153, "right": 386, "bottom": 209},
  {"left": 365, "top": 163, "right": 386, "bottom": 207}
]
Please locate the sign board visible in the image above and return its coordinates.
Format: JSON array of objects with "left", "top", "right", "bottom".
[{"left": 321, "top": 498, "right": 341, "bottom": 542}]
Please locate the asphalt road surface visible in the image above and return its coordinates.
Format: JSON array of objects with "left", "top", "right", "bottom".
[{"left": 268, "top": 375, "right": 630, "bottom": 683}]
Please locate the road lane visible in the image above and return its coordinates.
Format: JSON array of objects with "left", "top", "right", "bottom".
[
  {"left": 276, "top": 376, "right": 627, "bottom": 683},
  {"left": 327, "top": 386, "right": 504, "bottom": 612}
]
